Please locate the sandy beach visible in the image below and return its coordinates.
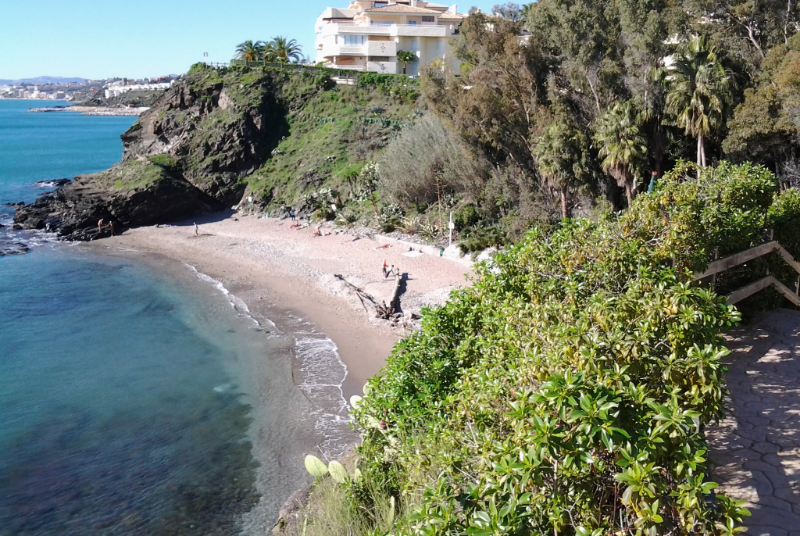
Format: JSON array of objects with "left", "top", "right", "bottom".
[{"left": 83, "top": 212, "right": 473, "bottom": 399}]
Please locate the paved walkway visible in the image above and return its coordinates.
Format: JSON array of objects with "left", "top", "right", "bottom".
[{"left": 708, "top": 309, "right": 800, "bottom": 536}]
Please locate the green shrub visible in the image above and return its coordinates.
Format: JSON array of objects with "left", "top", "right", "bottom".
[
  {"left": 769, "top": 187, "right": 800, "bottom": 256},
  {"left": 147, "top": 154, "right": 179, "bottom": 170},
  {"left": 454, "top": 203, "right": 480, "bottom": 231},
  {"left": 340, "top": 163, "right": 784, "bottom": 535},
  {"left": 624, "top": 160, "right": 777, "bottom": 273},
  {"left": 457, "top": 224, "right": 506, "bottom": 255},
  {"left": 188, "top": 62, "right": 211, "bottom": 74},
  {"left": 358, "top": 72, "right": 420, "bottom": 102}
]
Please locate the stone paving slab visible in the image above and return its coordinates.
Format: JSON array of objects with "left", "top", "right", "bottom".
[{"left": 708, "top": 309, "right": 800, "bottom": 536}]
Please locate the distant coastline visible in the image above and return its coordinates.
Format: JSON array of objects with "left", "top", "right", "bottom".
[{"left": 28, "top": 105, "right": 148, "bottom": 116}]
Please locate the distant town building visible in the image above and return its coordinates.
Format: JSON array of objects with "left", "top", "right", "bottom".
[
  {"left": 103, "top": 81, "right": 175, "bottom": 99},
  {"left": 314, "top": 0, "right": 464, "bottom": 76}
]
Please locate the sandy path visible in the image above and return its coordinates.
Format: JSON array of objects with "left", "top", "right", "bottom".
[{"left": 85, "top": 212, "right": 473, "bottom": 398}]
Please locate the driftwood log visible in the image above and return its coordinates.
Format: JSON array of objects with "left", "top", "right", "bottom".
[
  {"left": 334, "top": 272, "right": 404, "bottom": 320},
  {"left": 375, "top": 273, "right": 402, "bottom": 318}
]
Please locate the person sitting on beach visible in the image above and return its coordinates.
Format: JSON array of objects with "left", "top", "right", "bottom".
[
  {"left": 313, "top": 228, "right": 322, "bottom": 237},
  {"left": 289, "top": 222, "right": 302, "bottom": 230}
]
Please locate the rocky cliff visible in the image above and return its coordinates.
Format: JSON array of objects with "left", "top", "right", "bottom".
[
  {"left": 14, "top": 65, "right": 288, "bottom": 240},
  {"left": 14, "top": 64, "right": 417, "bottom": 240}
]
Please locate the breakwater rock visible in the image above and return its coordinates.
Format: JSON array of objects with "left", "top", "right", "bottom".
[{"left": 15, "top": 66, "right": 289, "bottom": 240}]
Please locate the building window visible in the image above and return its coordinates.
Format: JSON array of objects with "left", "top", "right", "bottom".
[
  {"left": 374, "top": 1, "right": 388, "bottom": 6},
  {"left": 342, "top": 35, "right": 366, "bottom": 46},
  {"left": 421, "top": 16, "right": 435, "bottom": 22},
  {"left": 408, "top": 20, "right": 417, "bottom": 25}
]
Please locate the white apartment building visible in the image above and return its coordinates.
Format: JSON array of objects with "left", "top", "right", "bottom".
[{"left": 315, "top": 0, "right": 464, "bottom": 76}]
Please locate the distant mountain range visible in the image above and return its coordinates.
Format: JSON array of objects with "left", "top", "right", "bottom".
[{"left": 0, "top": 76, "right": 89, "bottom": 85}]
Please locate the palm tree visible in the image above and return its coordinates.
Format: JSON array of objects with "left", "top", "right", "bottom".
[
  {"left": 397, "top": 50, "right": 416, "bottom": 75},
  {"left": 265, "top": 36, "right": 303, "bottom": 64},
  {"left": 534, "top": 121, "right": 586, "bottom": 219},
  {"left": 594, "top": 101, "right": 648, "bottom": 206},
  {"left": 665, "top": 35, "right": 731, "bottom": 171},
  {"left": 235, "top": 40, "right": 265, "bottom": 62}
]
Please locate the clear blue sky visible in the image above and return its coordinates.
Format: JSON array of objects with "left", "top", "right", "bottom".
[{"left": 0, "top": 0, "right": 498, "bottom": 80}]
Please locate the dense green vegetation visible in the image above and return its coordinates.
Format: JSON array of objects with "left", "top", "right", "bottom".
[
  {"left": 103, "top": 160, "right": 175, "bottom": 191},
  {"left": 194, "top": 2, "right": 800, "bottom": 534},
  {"left": 294, "top": 162, "right": 800, "bottom": 536},
  {"left": 242, "top": 70, "right": 419, "bottom": 214},
  {"left": 391, "top": 0, "right": 800, "bottom": 249}
]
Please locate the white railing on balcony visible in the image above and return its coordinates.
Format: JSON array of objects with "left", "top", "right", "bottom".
[
  {"left": 320, "top": 40, "right": 398, "bottom": 60},
  {"left": 318, "top": 22, "right": 456, "bottom": 38},
  {"left": 338, "top": 46, "right": 364, "bottom": 54},
  {"left": 322, "top": 61, "right": 399, "bottom": 74}
]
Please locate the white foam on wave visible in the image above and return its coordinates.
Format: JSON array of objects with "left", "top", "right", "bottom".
[
  {"left": 183, "top": 263, "right": 354, "bottom": 459},
  {"left": 183, "top": 263, "right": 266, "bottom": 329},
  {"left": 0, "top": 225, "right": 59, "bottom": 253},
  {"left": 294, "top": 334, "right": 354, "bottom": 459}
]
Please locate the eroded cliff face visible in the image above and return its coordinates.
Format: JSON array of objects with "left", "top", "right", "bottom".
[
  {"left": 14, "top": 66, "right": 286, "bottom": 240},
  {"left": 121, "top": 68, "right": 286, "bottom": 205}
]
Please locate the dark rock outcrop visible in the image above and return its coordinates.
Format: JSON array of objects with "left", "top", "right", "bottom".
[
  {"left": 14, "top": 161, "right": 215, "bottom": 240},
  {"left": 14, "top": 67, "right": 287, "bottom": 240},
  {"left": 271, "top": 485, "right": 311, "bottom": 536},
  {"left": 34, "top": 178, "right": 71, "bottom": 188},
  {"left": 0, "top": 243, "right": 30, "bottom": 256},
  {"left": 121, "top": 68, "right": 286, "bottom": 206}
]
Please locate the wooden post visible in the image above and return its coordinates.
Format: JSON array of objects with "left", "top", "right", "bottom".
[{"left": 712, "top": 248, "right": 719, "bottom": 289}]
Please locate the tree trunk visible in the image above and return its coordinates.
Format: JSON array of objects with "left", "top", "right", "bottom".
[
  {"left": 746, "top": 21, "right": 766, "bottom": 58},
  {"left": 560, "top": 186, "right": 568, "bottom": 220},
  {"left": 697, "top": 133, "right": 706, "bottom": 171},
  {"left": 625, "top": 181, "right": 634, "bottom": 207},
  {"left": 652, "top": 122, "right": 665, "bottom": 177},
  {"left": 370, "top": 189, "right": 379, "bottom": 218}
]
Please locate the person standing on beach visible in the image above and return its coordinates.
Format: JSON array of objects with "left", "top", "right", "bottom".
[
  {"left": 194, "top": 222, "right": 198, "bottom": 237},
  {"left": 382, "top": 259, "right": 388, "bottom": 278},
  {"left": 107, "top": 221, "right": 114, "bottom": 236},
  {"left": 290, "top": 208, "right": 296, "bottom": 222},
  {"left": 98, "top": 219, "right": 104, "bottom": 233}
]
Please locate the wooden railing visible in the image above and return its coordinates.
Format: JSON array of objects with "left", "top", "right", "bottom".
[{"left": 693, "top": 239, "right": 800, "bottom": 306}]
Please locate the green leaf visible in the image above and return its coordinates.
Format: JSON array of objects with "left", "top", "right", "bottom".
[
  {"left": 304, "top": 455, "right": 329, "bottom": 477},
  {"left": 328, "top": 460, "right": 349, "bottom": 483}
]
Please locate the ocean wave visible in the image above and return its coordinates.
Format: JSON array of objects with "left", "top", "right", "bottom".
[
  {"left": 184, "top": 263, "right": 263, "bottom": 329},
  {"left": 183, "top": 263, "right": 355, "bottom": 460},
  {"left": 0, "top": 225, "right": 58, "bottom": 256},
  {"left": 293, "top": 335, "right": 354, "bottom": 459}
]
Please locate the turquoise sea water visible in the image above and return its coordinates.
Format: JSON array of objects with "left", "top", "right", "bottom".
[{"left": 0, "top": 100, "right": 323, "bottom": 534}]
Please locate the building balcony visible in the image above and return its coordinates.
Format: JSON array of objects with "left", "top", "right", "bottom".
[
  {"left": 367, "top": 40, "right": 397, "bottom": 56},
  {"left": 367, "top": 61, "right": 398, "bottom": 74},
  {"left": 318, "top": 22, "right": 456, "bottom": 38},
  {"left": 320, "top": 40, "right": 398, "bottom": 59},
  {"left": 322, "top": 60, "right": 399, "bottom": 75}
]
